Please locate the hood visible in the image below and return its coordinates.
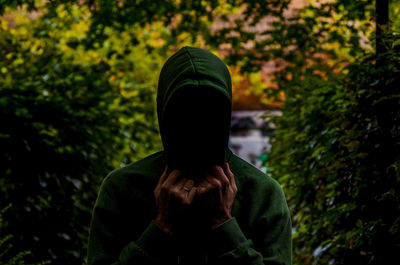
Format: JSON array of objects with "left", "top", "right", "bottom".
[{"left": 157, "top": 46, "right": 232, "bottom": 174}]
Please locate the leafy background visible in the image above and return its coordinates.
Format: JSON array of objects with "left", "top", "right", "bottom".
[{"left": 0, "top": 0, "right": 399, "bottom": 264}]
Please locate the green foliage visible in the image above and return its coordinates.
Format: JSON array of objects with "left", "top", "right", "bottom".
[
  {"left": 268, "top": 28, "right": 400, "bottom": 264},
  {"left": 0, "top": 4, "right": 163, "bottom": 264},
  {"left": 0, "top": 205, "right": 51, "bottom": 265},
  {"left": 1, "top": 0, "right": 398, "bottom": 264},
  {"left": 0, "top": 0, "right": 290, "bottom": 51},
  {"left": 0, "top": 1, "right": 376, "bottom": 95}
]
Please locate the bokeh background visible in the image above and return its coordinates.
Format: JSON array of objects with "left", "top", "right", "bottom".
[{"left": 1, "top": 0, "right": 399, "bottom": 264}]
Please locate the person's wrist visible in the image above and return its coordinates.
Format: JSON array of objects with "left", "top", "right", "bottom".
[
  {"left": 154, "top": 215, "right": 174, "bottom": 236},
  {"left": 210, "top": 213, "right": 232, "bottom": 229}
]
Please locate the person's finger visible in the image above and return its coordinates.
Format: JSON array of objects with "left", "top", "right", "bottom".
[
  {"left": 167, "top": 178, "right": 186, "bottom": 201},
  {"left": 181, "top": 179, "right": 195, "bottom": 191},
  {"left": 197, "top": 178, "right": 208, "bottom": 189},
  {"left": 155, "top": 165, "right": 169, "bottom": 194},
  {"left": 204, "top": 171, "right": 214, "bottom": 182},
  {"left": 196, "top": 185, "right": 207, "bottom": 197},
  {"left": 184, "top": 186, "right": 197, "bottom": 205},
  {"left": 211, "top": 165, "right": 229, "bottom": 188},
  {"left": 158, "top": 165, "right": 169, "bottom": 184},
  {"left": 204, "top": 172, "right": 222, "bottom": 191},
  {"left": 224, "top": 162, "right": 236, "bottom": 186},
  {"left": 197, "top": 175, "right": 212, "bottom": 194},
  {"left": 163, "top": 169, "right": 182, "bottom": 187},
  {"left": 175, "top": 177, "right": 187, "bottom": 191}
]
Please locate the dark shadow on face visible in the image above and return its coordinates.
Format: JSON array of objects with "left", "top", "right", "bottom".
[{"left": 163, "top": 86, "right": 230, "bottom": 179}]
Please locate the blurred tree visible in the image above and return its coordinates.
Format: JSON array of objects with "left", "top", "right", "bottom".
[
  {"left": 376, "top": 0, "right": 389, "bottom": 55},
  {"left": 0, "top": 204, "right": 50, "bottom": 264},
  {"left": 268, "top": 16, "right": 400, "bottom": 265},
  {"left": 1, "top": 0, "right": 395, "bottom": 264},
  {"left": 0, "top": 4, "right": 164, "bottom": 264},
  {"left": 1, "top": 1, "right": 375, "bottom": 96}
]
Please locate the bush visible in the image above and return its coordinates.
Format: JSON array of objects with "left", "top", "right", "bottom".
[
  {"left": 0, "top": 5, "right": 163, "bottom": 264},
  {"left": 0, "top": 204, "right": 51, "bottom": 265},
  {"left": 268, "top": 29, "right": 400, "bottom": 264}
]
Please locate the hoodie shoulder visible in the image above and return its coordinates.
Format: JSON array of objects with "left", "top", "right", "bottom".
[
  {"left": 229, "top": 151, "right": 289, "bottom": 222},
  {"left": 229, "top": 153, "right": 282, "bottom": 190},
  {"left": 228, "top": 153, "right": 290, "bottom": 239},
  {"left": 101, "top": 150, "right": 166, "bottom": 194}
]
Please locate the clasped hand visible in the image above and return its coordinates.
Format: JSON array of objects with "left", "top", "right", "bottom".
[{"left": 154, "top": 163, "right": 237, "bottom": 235}]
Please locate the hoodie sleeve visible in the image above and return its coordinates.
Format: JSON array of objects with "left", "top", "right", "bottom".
[
  {"left": 205, "top": 180, "right": 292, "bottom": 265},
  {"left": 87, "top": 176, "right": 177, "bottom": 265}
]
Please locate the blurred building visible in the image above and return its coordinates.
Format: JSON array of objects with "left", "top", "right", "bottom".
[
  {"left": 228, "top": 86, "right": 281, "bottom": 172},
  {"left": 222, "top": 0, "right": 307, "bottom": 171}
]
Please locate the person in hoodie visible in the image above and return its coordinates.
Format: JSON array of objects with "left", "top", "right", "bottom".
[{"left": 87, "top": 46, "right": 292, "bottom": 265}]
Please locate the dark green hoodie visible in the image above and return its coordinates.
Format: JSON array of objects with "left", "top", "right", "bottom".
[{"left": 87, "top": 46, "right": 292, "bottom": 265}]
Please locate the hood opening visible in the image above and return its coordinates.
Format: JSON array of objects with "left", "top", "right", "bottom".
[
  {"left": 156, "top": 47, "right": 232, "bottom": 176},
  {"left": 163, "top": 85, "right": 231, "bottom": 174}
]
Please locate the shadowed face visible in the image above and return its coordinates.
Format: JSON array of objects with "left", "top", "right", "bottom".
[{"left": 163, "top": 87, "right": 230, "bottom": 177}]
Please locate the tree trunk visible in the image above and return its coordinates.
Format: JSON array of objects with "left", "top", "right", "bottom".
[{"left": 376, "top": 0, "right": 389, "bottom": 55}]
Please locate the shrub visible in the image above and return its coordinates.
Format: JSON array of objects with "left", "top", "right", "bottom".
[
  {"left": 0, "top": 5, "right": 163, "bottom": 263},
  {"left": 0, "top": 204, "right": 51, "bottom": 265},
  {"left": 268, "top": 29, "right": 400, "bottom": 264}
]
